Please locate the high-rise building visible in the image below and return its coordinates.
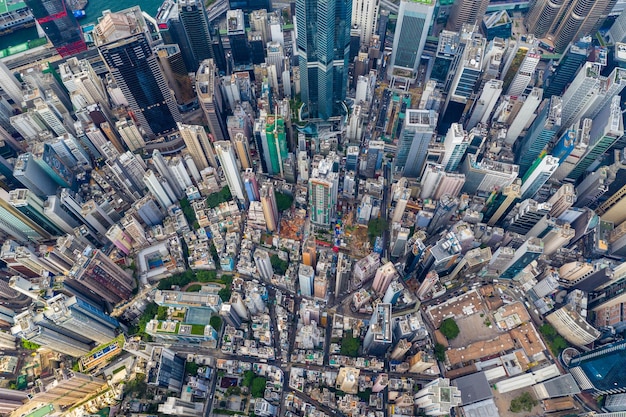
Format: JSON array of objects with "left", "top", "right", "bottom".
[
  {"left": 260, "top": 181, "right": 279, "bottom": 232},
  {"left": 94, "top": 7, "right": 181, "bottom": 138},
  {"left": 12, "top": 152, "right": 60, "bottom": 198},
  {"left": 59, "top": 58, "right": 108, "bottom": 110},
  {"left": 500, "top": 237, "right": 543, "bottom": 279},
  {"left": 227, "top": 10, "right": 250, "bottom": 66},
  {"left": 515, "top": 96, "right": 562, "bottom": 176},
  {"left": 445, "top": 28, "right": 486, "bottom": 111},
  {"left": 178, "top": 122, "right": 217, "bottom": 171},
  {"left": 351, "top": 0, "right": 379, "bottom": 47},
  {"left": 396, "top": 109, "right": 437, "bottom": 178},
  {"left": 295, "top": 0, "right": 351, "bottom": 119},
  {"left": 567, "top": 96, "right": 624, "bottom": 181},
  {"left": 505, "top": 88, "right": 543, "bottom": 145},
  {"left": 520, "top": 155, "right": 559, "bottom": 200},
  {"left": 441, "top": 123, "right": 469, "bottom": 172},
  {"left": 363, "top": 303, "right": 392, "bottom": 355},
  {"left": 24, "top": 0, "right": 87, "bottom": 57},
  {"left": 155, "top": 0, "right": 196, "bottom": 71},
  {"left": 567, "top": 339, "right": 626, "bottom": 394},
  {"left": 264, "top": 115, "right": 289, "bottom": 176},
  {"left": 298, "top": 264, "right": 314, "bottom": 297},
  {"left": 415, "top": 378, "right": 462, "bottom": 416},
  {"left": 507, "top": 50, "right": 540, "bottom": 96},
  {"left": 0, "top": 189, "right": 53, "bottom": 243},
  {"left": 467, "top": 79, "right": 502, "bottom": 129},
  {"left": 178, "top": 0, "right": 213, "bottom": 67},
  {"left": 505, "top": 199, "right": 551, "bottom": 235},
  {"left": 214, "top": 141, "right": 246, "bottom": 205},
  {"left": 44, "top": 294, "right": 118, "bottom": 344},
  {"left": 524, "top": 0, "right": 615, "bottom": 52},
  {"left": 372, "top": 262, "right": 398, "bottom": 295},
  {"left": 196, "top": 59, "right": 228, "bottom": 141},
  {"left": 388, "top": 0, "right": 434, "bottom": 81},
  {"left": 543, "top": 39, "right": 590, "bottom": 98},
  {"left": 8, "top": 189, "right": 64, "bottom": 236},
  {"left": 446, "top": 0, "right": 489, "bottom": 32},
  {"left": 308, "top": 156, "right": 339, "bottom": 227},
  {"left": 253, "top": 249, "right": 273, "bottom": 281},
  {"left": 11, "top": 311, "right": 92, "bottom": 357},
  {"left": 144, "top": 170, "right": 175, "bottom": 210},
  {"left": 461, "top": 155, "right": 519, "bottom": 196},
  {"left": 559, "top": 63, "right": 626, "bottom": 130}
]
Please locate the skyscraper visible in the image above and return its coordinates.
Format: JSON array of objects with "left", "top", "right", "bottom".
[
  {"left": 507, "top": 50, "right": 541, "bottom": 96},
  {"left": 260, "top": 181, "right": 279, "bottom": 232},
  {"left": 296, "top": 0, "right": 351, "bottom": 119},
  {"left": 68, "top": 247, "right": 136, "bottom": 305},
  {"left": 351, "top": 0, "right": 379, "bottom": 47},
  {"left": 196, "top": 59, "right": 228, "bottom": 141},
  {"left": 24, "top": 0, "right": 87, "bottom": 57},
  {"left": 363, "top": 303, "right": 393, "bottom": 355},
  {"left": 178, "top": 0, "right": 213, "bottom": 67},
  {"left": 500, "top": 237, "right": 543, "bottom": 279},
  {"left": 515, "top": 96, "right": 562, "bottom": 176},
  {"left": 446, "top": 0, "right": 489, "bottom": 32},
  {"left": 8, "top": 189, "right": 64, "bottom": 237},
  {"left": 156, "top": 0, "right": 196, "bottom": 71},
  {"left": 308, "top": 156, "right": 339, "bottom": 227},
  {"left": 264, "top": 115, "right": 288, "bottom": 176},
  {"left": 11, "top": 311, "right": 92, "bottom": 357},
  {"left": 388, "top": 0, "right": 434, "bottom": 81},
  {"left": 441, "top": 123, "right": 469, "bottom": 172},
  {"left": 543, "top": 39, "right": 590, "bottom": 98},
  {"left": 467, "top": 79, "right": 502, "bottom": 129},
  {"left": 524, "top": 0, "right": 615, "bottom": 52},
  {"left": 567, "top": 96, "right": 624, "bottom": 181},
  {"left": 178, "top": 122, "right": 217, "bottom": 171},
  {"left": 567, "top": 339, "right": 626, "bottom": 394},
  {"left": 44, "top": 294, "right": 118, "bottom": 344},
  {"left": 519, "top": 155, "right": 559, "bottom": 200},
  {"left": 214, "top": 141, "right": 246, "bottom": 205},
  {"left": 94, "top": 7, "right": 181, "bottom": 138},
  {"left": 396, "top": 109, "right": 437, "bottom": 178}
]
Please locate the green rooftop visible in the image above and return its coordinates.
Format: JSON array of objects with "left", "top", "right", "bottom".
[
  {"left": 0, "top": 0, "right": 27, "bottom": 14},
  {"left": 24, "top": 404, "right": 54, "bottom": 417}
]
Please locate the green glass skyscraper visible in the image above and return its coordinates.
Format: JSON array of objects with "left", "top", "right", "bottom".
[
  {"left": 296, "top": 0, "right": 351, "bottom": 120},
  {"left": 265, "top": 116, "right": 288, "bottom": 176}
]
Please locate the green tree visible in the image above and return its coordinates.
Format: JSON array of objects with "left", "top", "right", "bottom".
[
  {"left": 270, "top": 254, "right": 288, "bottom": 275},
  {"left": 21, "top": 339, "right": 41, "bottom": 350},
  {"left": 186, "top": 284, "right": 202, "bottom": 292},
  {"left": 509, "top": 392, "right": 537, "bottom": 413},
  {"left": 250, "top": 377, "right": 267, "bottom": 398},
  {"left": 340, "top": 330, "right": 360, "bottom": 357},
  {"left": 185, "top": 362, "right": 200, "bottom": 375},
  {"left": 275, "top": 192, "right": 293, "bottom": 211},
  {"left": 179, "top": 197, "right": 197, "bottom": 226},
  {"left": 434, "top": 343, "right": 446, "bottom": 362},
  {"left": 219, "top": 287, "right": 232, "bottom": 302},
  {"left": 242, "top": 370, "right": 255, "bottom": 387},
  {"left": 210, "top": 316, "right": 223, "bottom": 331},
  {"left": 206, "top": 187, "right": 232, "bottom": 208},
  {"left": 156, "top": 306, "right": 169, "bottom": 320},
  {"left": 439, "top": 318, "right": 460, "bottom": 340},
  {"left": 367, "top": 217, "right": 388, "bottom": 244}
]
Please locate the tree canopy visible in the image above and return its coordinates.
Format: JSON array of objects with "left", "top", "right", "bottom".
[
  {"left": 270, "top": 254, "right": 288, "bottom": 275},
  {"left": 275, "top": 192, "right": 293, "bottom": 211},
  {"left": 250, "top": 377, "right": 267, "bottom": 398},
  {"left": 210, "top": 316, "right": 222, "bottom": 331},
  {"left": 439, "top": 318, "right": 460, "bottom": 340},
  {"left": 509, "top": 392, "right": 537, "bottom": 413},
  {"left": 206, "top": 187, "right": 232, "bottom": 208},
  {"left": 340, "top": 330, "right": 360, "bottom": 357}
]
